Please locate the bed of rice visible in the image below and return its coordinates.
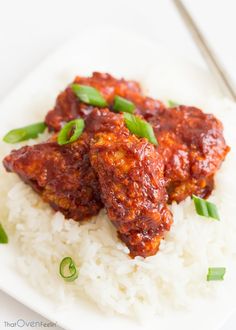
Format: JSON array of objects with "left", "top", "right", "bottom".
[{"left": 0, "top": 98, "right": 236, "bottom": 319}]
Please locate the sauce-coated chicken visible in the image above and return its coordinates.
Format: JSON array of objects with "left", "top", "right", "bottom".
[
  {"left": 3, "top": 132, "right": 102, "bottom": 221},
  {"left": 45, "top": 72, "right": 140, "bottom": 131},
  {"left": 45, "top": 72, "right": 164, "bottom": 131},
  {"left": 89, "top": 109, "right": 173, "bottom": 258},
  {"left": 4, "top": 108, "right": 173, "bottom": 257},
  {"left": 45, "top": 72, "right": 229, "bottom": 203},
  {"left": 147, "top": 106, "right": 230, "bottom": 202},
  {"left": 2, "top": 72, "right": 230, "bottom": 258}
]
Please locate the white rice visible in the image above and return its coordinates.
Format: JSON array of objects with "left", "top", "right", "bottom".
[{"left": 0, "top": 98, "right": 236, "bottom": 319}]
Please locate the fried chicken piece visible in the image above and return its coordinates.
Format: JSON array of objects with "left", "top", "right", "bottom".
[
  {"left": 84, "top": 95, "right": 229, "bottom": 204},
  {"left": 148, "top": 106, "right": 230, "bottom": 203},
  {"left": 89, "top": 109, "right": 172, "bottom": 258},
  {"left": 45, "top": 72, "right": 164, "bottom": 131},
  {"left": 45, "top": 72, "right": 141, "bottom": 131},
  {"left": 3, "top": 132, "right": 102, "bottom": 221},
  {"left": 44, "top": 71, "right": 229, "bottom": 203},
  {"left": 3, "top": 108, "right": 173, "bottom": 258}
]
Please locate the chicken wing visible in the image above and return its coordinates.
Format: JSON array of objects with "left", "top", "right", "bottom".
[
  {"left": 44, "top": 72, "right": 229, "bottom": 204},
  {"left": 147, "top": 105, "right": 230, "bottom": 202},
  {"left": 45, "top": 72, "right": 164, "bottom": 131},
  {"left": 3, "top": 132, "right": 102, "bottom": 221},
  {"left": 89, "top": 109, "right": 172, "bottom": 258},
  {"left": 45, "top": 72, "right": 141, "bottom": 131}
]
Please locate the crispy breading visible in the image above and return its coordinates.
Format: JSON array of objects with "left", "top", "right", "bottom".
[
  {"left": 2, "top": 107, "right": 132, "bottom": 223},
  {"left": 89, "top": 109, "right": 172, "bottom": 258},
  {"left": 45, "top": 72, "right": 164, "bottom": 131},
  {"left": 44, "top": 72, "right": 229, "bottom": 203},
  {"left": 3, "top": 108, "right": 173, "bottom": 258},
  {"left": 3, "top": 132, "right": 102, "bottom": 221},
  {"left": 3, "top": 72, "right": 230, "bottom": 259},
  {"left": 147, "top": 106, "right": 230, "bottom": 202},
  {"left": 45, "top": 72, "right": 141, "bottom": 131}
]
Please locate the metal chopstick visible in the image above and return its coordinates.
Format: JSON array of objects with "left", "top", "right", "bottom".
[{"left": 173, "top": 0, "right": 236, "bottom": 101}]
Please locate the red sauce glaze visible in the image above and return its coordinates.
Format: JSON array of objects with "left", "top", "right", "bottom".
[
  {"left": 45, "top": 72, "right": 141, "bottom": 131},
  {"left": 44, "top": 72, "right": 229, "bottom": 203},
  {"left": 4, "top": 108, "right": 173, "bottom": 257},
  {"left": 3, "top": 132, "right": 102, "bottom": 221},
  {"left": 2, "top": 72, "right": 230, "bottom": 258},
  {"left": 147, "top": 106, "right": 230, "bottom": 202},
  {"left": 45, "top": 72, "right": 164, "bottom": 131},
  {"left": 89, "top": 109, "right": 173, "bottom": 258}
]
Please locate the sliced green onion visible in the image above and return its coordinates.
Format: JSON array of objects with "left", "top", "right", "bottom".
[
  {"left": 0, "top": 224, "right": 8, "bottom": 244},
  {"left": 57, "top": 119, "right": 85, "bottom": 145},
  {"left": 113, "top": 96, "right": 135, "bottom": 114},
  {"left": 72, "top": 84, "right": 107, "bottom": 107},
  {"left": 168, "top": 100, "right": 179, "bottom": 107},
  {"left": 3, "top": 122, "right": 46, "bottom": 144},
  {"left": 207, "top": 267, "right": 226, "bottom": 281},
  {"left": 123, "top": 113, "right": 158, "bottom": 145},
  {"left": 59, "top": 257, "right": 78, "bottom": 282},
  {"left": 192, "top": 195, "right": 220, "bottom": 220}
]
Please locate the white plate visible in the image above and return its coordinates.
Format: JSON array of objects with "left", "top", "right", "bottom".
[{"left": 0, "top": 26, "right": 235, "bottom": 330}]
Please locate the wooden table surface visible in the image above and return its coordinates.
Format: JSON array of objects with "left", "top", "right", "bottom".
[{"left": 0, "top": 0, "right": 235, "bottom": 329}]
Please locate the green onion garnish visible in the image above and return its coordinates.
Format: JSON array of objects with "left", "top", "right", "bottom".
[
  {"left": 72, "top": 84, "right": 107, "bottom": 107},
  {"left": 113, "top": 96, "right": 135, "bottom": 114},
  {"left": 57, "top": 119, "right": 85, "bottom": 146},
  {"left": 59, "top": 257, "right": 78, "bottom": 282},
  {"left": 168, "top": 100, "right": 179, "bottom": 107},
  {"left": 123, "top": 113, "right": 158, "bottom": 145},
  {"left": 192, "top": 195, "right": 220, "bottom": 220},
  {"left": 3, "top": 122, "right": 46, "bottom": 144},
  {"left": 207, "top": 267, "right": 226, "bottom": 281},
  {"left": 0, "top": 224, "right": 8, "bottom": 244}
]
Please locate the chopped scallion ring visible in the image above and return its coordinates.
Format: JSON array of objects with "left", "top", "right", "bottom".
[
  {"left": 3, "top": 122, "right": 46, "bottom": 144},
  {"left": 168, "top": 100, "right": 179, "bottom": 107},
  {"left": 59, "top": 257, "right": 78, "bottom": 282},
  {"left": 207, "top": 267, "right": 226, "bottom": 281},
  {"left": 57, "top": 119, "right": 85, "bottom": 145},
  {"left": 72, "top": 84, "right": 107, "bottom": 107},
  {"left": 124, "top": 113, "right": 158, "bottom": 145},
  {"left": 0, "top": 224, "right": 8, "bottom": 244},
  {"left": 113, "top": 96, "right": 135, "bottom": 113},
  {"left": 192, "top": 195, "right": 220, "bottom": 220}
]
